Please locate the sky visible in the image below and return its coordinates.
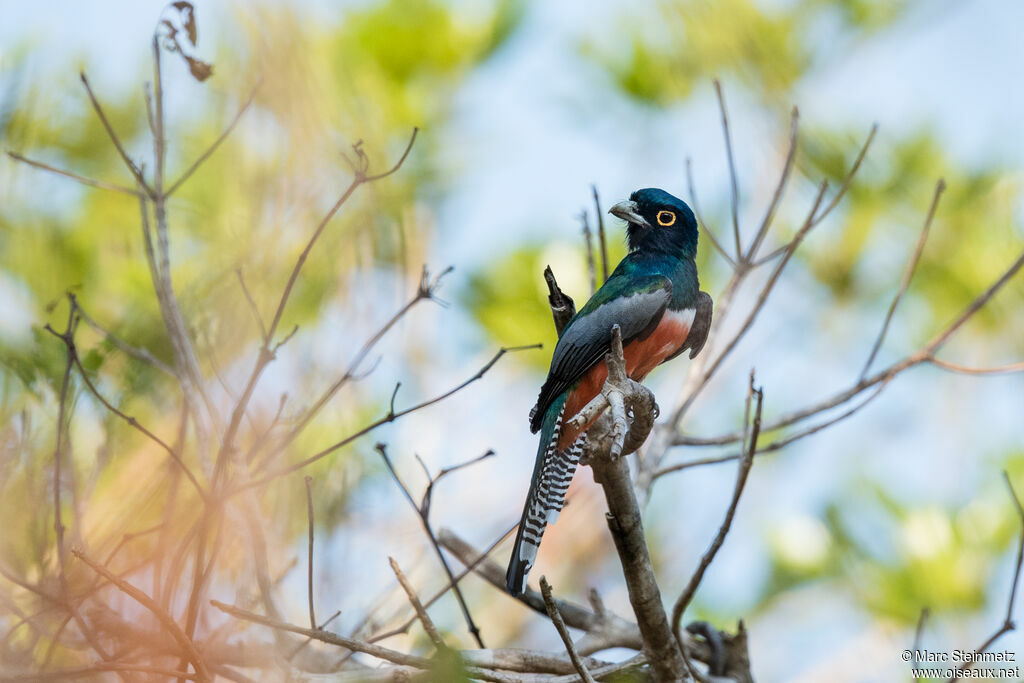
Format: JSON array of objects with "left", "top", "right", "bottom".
[{"left": 3, "top": 1, "right": 1024, "bottom": 680}]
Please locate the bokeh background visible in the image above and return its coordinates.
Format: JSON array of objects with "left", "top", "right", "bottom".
[{"left": 2, "top": 1, "right": 1024, "bottom": 680}]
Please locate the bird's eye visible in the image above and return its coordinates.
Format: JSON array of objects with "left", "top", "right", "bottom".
[{"left": 656, "top": 210, "right": 676, "bottom": 227}]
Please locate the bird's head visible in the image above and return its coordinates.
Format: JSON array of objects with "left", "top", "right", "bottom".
[{"left": 609, "top": 188, "right": 698, "bottom": 258}]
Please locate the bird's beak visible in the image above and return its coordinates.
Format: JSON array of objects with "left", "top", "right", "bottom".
[{"left": 609, "top": 200, "right": 650, "bottom": 228}]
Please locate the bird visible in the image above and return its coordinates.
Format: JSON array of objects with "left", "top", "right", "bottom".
[{"left": 505, "top": 187, "right": 713, "bottom": 596}]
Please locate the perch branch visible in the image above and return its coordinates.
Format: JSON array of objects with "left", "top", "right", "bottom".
[{"left": 583, "top": 326, "right": 685, "bottom": 681}]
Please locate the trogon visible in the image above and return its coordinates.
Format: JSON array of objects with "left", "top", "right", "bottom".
[{"left": 505, "top": 187, "right": 713, "bottom": 596}]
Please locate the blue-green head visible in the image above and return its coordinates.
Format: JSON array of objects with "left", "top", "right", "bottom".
[{"left": 608, "top": 188, "right": 698, "bottom": 258}]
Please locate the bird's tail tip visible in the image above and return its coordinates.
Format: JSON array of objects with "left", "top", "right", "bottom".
[{"left": 505, "top": 553, "right": 531, "bottom": 596}]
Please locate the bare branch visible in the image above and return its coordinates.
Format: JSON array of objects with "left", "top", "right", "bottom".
[
  {"left": 6, "top": 151, "right": 142, "bottom": 197},
  {"left": 377, "top": 443, "right": 485, "bottom": 648},
  {"left": 590, "top": 450, "right": 684, "bottom": 681},
  {"left": 4, "top": 664, "right": 201, "bottom": 681},
  {"left": 259, "top": 265, "right": 453, "bottom": 466},
  {"left": 593, "top": 185, "right": 609, "bottom": 283},
  {"left": 218, "top": 128, "right": 421, "bottom": 475},
  {"left": 928, "top": 358, "right": 1024, "bottom": 375},
  {"left": 238, "top": 344, "right": 538, "bottom": 493},
  {"left": 304, "top": 476, "right": 316, "bottom": 630},
  {"left": 949, "top": 473, "right": 1024, "bottom": 681},
  {"left": 539, "top": 576, "right": 596, "bottom": 683},
  {"left": 672, "top": 381, "right": 762, "bottom": 642},
  {"left": 810, "top": 123, "right": 878, "bottom": 227},
  {"left": 437, "top": 528, "right": 645, "bottom": 654},
  {"left": 364, "top": 127, "right": 419, "bottom": 182},
  {"left": 420, "top": 449, "right": 496, "bottom": 518},
  {"left": 43, "top": 319, "right": 208, "bottom": 501},
  {"left": 388, "top": 557, "right": 445, "bottom": 650},
  {"left": 686, "top": 158, "right": 734, "bottom": 266},
  {"left": 745, "top": 107, "right": 799, "bottom": 263},
  {"left": 752, "top": 122, "right": 878, "bottom": 267},
  {"left": 79, "top": 72, "right": 152, "bottom": 194},
  {"left": 236, "top": 268, "right": 268, "bottom": 342},
  {"left": 913, "top": 607, "right": 930, "bottom": 683},
  {"left": 74, "top": 301, "right": 175, "bottom": 376},
  {"left": 73, "top": 550, "right": 212, "bottom": 681},
  {"left": 212, "top": 599, "right": 430, "bottom": 668},
  {"left": 579, "top": 210, "right": 598, "bottom": 294},
  {"left": 166, "top": 80, "right": 262, "bottom": 196},
  {"left": 660, "top": 379, "right": 888, "bottom": 476},
  {"left": 714, "top": 80, "right": 743, "bottom": 260},
  {"left": 670, "top": 181, "right": 828, "bottom": 426},
  {"left": 861, "top": 179, "right": 946, "bottom": 379},
  {"left": 210, "top": 602, "right": 525, "bottom": 683}
]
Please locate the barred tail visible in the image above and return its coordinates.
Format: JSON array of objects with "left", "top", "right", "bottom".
[{"left": 506, "top": 394, "right": 586, "bottom": 596}]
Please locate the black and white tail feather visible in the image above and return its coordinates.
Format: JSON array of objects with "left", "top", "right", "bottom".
[{"left": 506, "top": 404, "right": 587, "bottom": 596}]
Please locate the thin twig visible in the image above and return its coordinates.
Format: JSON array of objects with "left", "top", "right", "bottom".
[
  {"left": 713, "top": 80, "right": 742, "bottom": 260},
  {"left": 73, "top": 550, "right": 211, "bottom": 681},
  {"left": 672, "top": 382, "right": 762, "bottom": 646},
  {"left": 593, "top": 185, "right": 609, "bottom": 283},
  {"left": 236, "top": 344, "right": 539, "bottom": 494},
  {"left": 659, "top": 379, "right": 888, "bottom": 476},
  {"left": 540, "top": 576, "right": 596, "bottom": 683},
  {"left": 927, "top": 358, "right": 1024, "bottom": 375},
  {"left": 79, "top": 72, "right": 152, "bottom": 194},
  {"left": 377, "top": 443, "right": 485, "bottom": 648},
  {"left": 861, "top": 179, "right": 945, "bottom": 379},
  {"left": 256, "top": 266, "right": 452, "bottom": 469},
  {"left": 367, "top": 524, "right": 517, "bottom": 644},
  {"left": 579, "top": 210, "right": 598, "bottom": 294},
  {"left": 75, "top": 301, "right": 175, "bottom": 376},
  {"left": 810, "top": 123, "right": 878, "bottom": 227},
  {"left": 745, "top": 107, "right": 799, "bottom": 263},
  {"left": 212, "top": 600, "right": 429, "bottom": 668},
  {"left": 912, "top": 607, "right": 929, "bottom": 683},
  {"left": 236, "top": 268, "right": 268, "bottom": 342},
  {"left": 305, "top": 476, "right": 316, "bottom": 630},
  {"left": 210, "top": 602, "right": 520, "bottom": 683},
  {"left": 217, "top": 128, "right": 420, "bottom": 480},
  {"left": 388, "top": 557, "right": 445, "bottom": 649},
  {"left": 165, "top": 80, "right": 262, "bottom": 196},
  {"left": 43, "top": 320, "right": 207, "bottom": 500},
  {"left": 6, "top": 152, "right": 141, "bottom": 197},
  {"left": 752, "top": 122, "right": 878, "bottom": 267},
  {"left": 949, "top": 473, "right": 1024, "bottom": 681},
  {"left": 671, "top": 181, "right": 828, "bottom": 425},
  {"left": 47, "top": 307, "right": 115, "bottom": 664},
  {"left": 686, "top": 157, "right": 735, "bottom": 266}
]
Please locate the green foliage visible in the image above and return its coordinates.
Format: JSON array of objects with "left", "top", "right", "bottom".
[
  {"left": 801, "top": 130, "right": 1024, "bottom": 335},
  {"left": 584, "top": 0, "right": 910, "bottom": 108},
  {"left": 0, "top": 0, "right": 523, "bottom": 607}
]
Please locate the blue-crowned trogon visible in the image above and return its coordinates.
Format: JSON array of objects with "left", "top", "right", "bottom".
[{"left": 506, "top": 188, "right": 713, "bottom": 596}]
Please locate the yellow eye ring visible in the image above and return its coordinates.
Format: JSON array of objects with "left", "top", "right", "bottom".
[{"left": 656, "top": 210, "right": 676, "bottom": 227}]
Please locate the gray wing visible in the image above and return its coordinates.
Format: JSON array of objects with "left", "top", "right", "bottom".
[{"left": 530, "top": 276, "right": 672, "bottom": 432}]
